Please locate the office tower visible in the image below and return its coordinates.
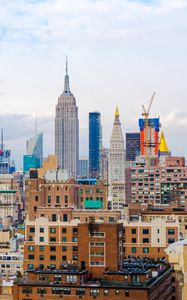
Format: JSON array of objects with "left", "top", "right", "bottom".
[
  {"left": 23, "top": 155, "right": 40, "bottom": 173},
  {"left": 89, "top": 112, "right": 102, "bottom": 178},
  {"left": 139, "top": 118, "right": 160, "bottom": 165},
  {"left": 55, "top": 59, "right": 79, "bottom": 178},
  {"left": 108, "top": 107, "right": 125, "bottom": 210},
  {"left": 0, "top": 128, "right": 15, "bottom": 174},
  {"left": 79, "top": 156, "right": 88, "bottom": 178},
  {"left": 126, "top": 133, "right": 140, "bottom": 162},
  {"left": 26, "top": 132, "right": 43, "bottom": 168}
]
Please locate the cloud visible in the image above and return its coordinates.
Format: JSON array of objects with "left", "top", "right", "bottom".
[{"left": 0, "top": 0, "right": 186, "bottom": 166}]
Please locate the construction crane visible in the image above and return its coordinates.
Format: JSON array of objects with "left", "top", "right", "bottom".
[{"left": 142, "top": 92, "right": 156, "bottom": 166}]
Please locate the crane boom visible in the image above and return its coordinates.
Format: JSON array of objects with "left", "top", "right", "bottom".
[{"left": 147, "top": 91, "right": 156, "bottom": 114}]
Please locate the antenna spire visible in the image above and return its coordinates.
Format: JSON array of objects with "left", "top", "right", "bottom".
[{"left": 66, "top": 54, "right": 68, "bottom": 75}]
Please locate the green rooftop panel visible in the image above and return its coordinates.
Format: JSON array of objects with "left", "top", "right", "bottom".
[{"left": 84, "top": 199, "right": 102, "bottom": 209}]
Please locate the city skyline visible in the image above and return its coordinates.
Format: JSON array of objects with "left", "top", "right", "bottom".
[{"left": 0, "top": 0, "right": 187, "bottom": 168}]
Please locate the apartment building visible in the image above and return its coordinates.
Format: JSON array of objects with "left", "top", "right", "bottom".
[
  {"left": 122, "top": 218, "right": 179, "bottom": 259},
  {"left": 125, "top": 157, "right": 187, "bottom": 206}
]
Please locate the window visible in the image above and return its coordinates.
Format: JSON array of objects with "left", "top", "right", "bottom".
[
  {"left": 62, "top": 246, "right": 67, "bottom": 251},
  {"left": 50, "top": 237, "right": 56, "bottom": 242},
  {"left": 63, "top": 214, "right": 68, "bottom": 222},
  {"left": 40, "top": 227, "right": 44, "bottom": 233},
  {"left": 28, "top": 255, "right": 34, "bottom": 260},
  {"left": 28, "top": 246, "right": 34, "bottom": 251},
  {"left": 48, "top": 195, "right": 51, "bottom": 203},
  {"left": 73, "top": 246, "right": 78, "bottom": 251},
  {"left": 132, "top": 238, "right": 136, "bottom": 243},
  {"left": 62, "top": 237, "right": 67, "bottom": 242},
  {"left": 76, "top": 289, "right": 85, "bottom": 296},
  {"left": 90, "top": 289, "right": 100, "bottom": 296},
  {"left": 62, "top": 228, "right": 67, "bottom": 233},
  {"left": 29, "top": 227, "right": 35, "bottom": 233},
  {"left": 73, "top": 227, "right": 78, "bottom": 234},
  {"left": 143, "top": 229, "right": 149, "bottom": 234},
  {"left": 62, "top": 255, "right": 67, "bottom": 261},
  {"left": 115, "top": 290, "right": 120, "bottom": 295},
  {"left": 62, "top": 288, "right": 71, "bottom": 295},
  {"left": 64, "top": 195, "right": 68, "bottom": 203},
  {"left": 27, "top": 264, "right": 34, "bottom": 270},
  {"left": 125, "top": 290, "right": 130, "bottom": 297},
  {"left": 22, "top": 287, "right": 32, "bottom": 294},
  {"left": 52, "top": 214, "right": 57, "bottom": 221},
  {"left": 143, "top": 238, "right": 149, "bottom": 243},
  {"left": 56, "top": 195, "right": 60, "bottom": 203},
  {"left": 40, "top": 237, "right": 44, "bottom": 242},
  {"left": 35, "top": 195, "right": 38, "bottom": 201},
  {"left": 66, "top": 275, "right": 77, "bottom": 283},
  {"left": 39, "top": 246, "right": 44, "bottom": 251},
  {"left": 132, "top": 247, "right": 136, "bottom": 253},
  {"left": 72, "top": 237, "right": 78, "bottom": 242},
  {"left": 168, "top": 229, "right": 175, "bottom": 235},
  {"left": 90, "top": 232, "right": 105, "bottom": 237},
  {"left": 39, "top": 255, "right": 44, "bottom": 261},
  {"left": 103, "top": 289, "right": 109, "bottom": 296},
  {"left": 143, "top": 247, "right": 149, "bottom": 253},
  {"left": 132, "top": 228, "right": 136, "bottom": 234},
  {"left": 168, "top": 238, "right": 175, "bottom": 244},
  {"left": 50, "top": 228, "right": 56, "bottom": 233},
  {"left": 50, "top": 246, "right": 56, "bottom": 251},
  {"left": 50, "top": 255, "right": 56, "bottom": 261},
  {"left": 109, "top": 217, "right": 114, "bottom": 223},
  {"left": 37, "top": 288, "right": 46, "bottom": 295}
]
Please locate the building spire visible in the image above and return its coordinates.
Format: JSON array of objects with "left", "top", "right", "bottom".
[
  {"left": 63, "top": 55, "right": 71, "bottom": 95},
  {"left": 115, "top": 106, "right": 119, "bottom": 119},
  {"left": 66, "top": 54, "right": 68, "bottom": 75}
]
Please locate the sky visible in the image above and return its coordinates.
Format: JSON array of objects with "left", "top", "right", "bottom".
[{"left": 0, "top": 0, "right": 187, "bottom": 168}]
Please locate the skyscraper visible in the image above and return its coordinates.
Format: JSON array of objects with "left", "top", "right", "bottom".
[
  {"left": 126, "top": 133, "right": 140, "bottom": 162},
  {"left": 0, "top": 128, "right": 15, "bottom": 174},
  {"left": 26, "top": 132, "right": 43, "bottom": 167},
  {"left": 79, "top": 156, "right": 88, "bottom": 178},
  {"left": 89, "top": 112, "right": 102, "bottom": 178},
  {"left": 108, "top": 107, "right": 125, "bottom": 210},
  {"left": 55, "top": 59, "right": 79, "bottom": 178}
]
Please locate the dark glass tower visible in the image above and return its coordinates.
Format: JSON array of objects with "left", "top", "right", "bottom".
[
  {"left": 126, "top": 133, "right": 140, "bottom": 161},
  {"left": 89, "top": 112, "right": 102, "bottom": 179}
]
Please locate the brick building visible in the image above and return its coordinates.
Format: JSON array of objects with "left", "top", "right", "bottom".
[{"left": 125, "top": 157, "right": 187, "bottom": 206}]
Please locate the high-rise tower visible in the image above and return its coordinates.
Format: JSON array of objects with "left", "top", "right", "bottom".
[
  {"left": 55, "top": 59, "right": 79, "bottom": 178},
  {"left": 89, "top": 112, "right": 102, "bottom": 179},
  {"left": 108, "top": 107, "right": 125, "bottom": 210}
]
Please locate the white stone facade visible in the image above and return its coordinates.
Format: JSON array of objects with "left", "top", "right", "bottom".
[
  {"left": 55, "top": 62, "right": 79, "bottom": 178},
  {"left": 108, "top": 109, "right": 125, "bottom": 210}
]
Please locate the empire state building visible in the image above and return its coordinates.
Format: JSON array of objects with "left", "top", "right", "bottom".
[{"left": 55, "top": 60, "right": 79, "bottom": 178}]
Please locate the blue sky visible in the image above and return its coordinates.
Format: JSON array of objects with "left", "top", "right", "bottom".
[{"left": 0, "top": 0, "right": 187, "bottom": 168}]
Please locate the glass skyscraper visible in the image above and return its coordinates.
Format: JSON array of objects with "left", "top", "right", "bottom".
[
  {"left": 26, "top": 132, "right": 43, "bottom": 167},
  {"left": 126, "top": 133, "right": 140, "bottom": 162},
  {"left": 89, "top": 112, "right": 102, "bottom": 179}
]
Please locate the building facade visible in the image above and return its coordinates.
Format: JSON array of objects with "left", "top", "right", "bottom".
[
  {"left": 26, "top": 132, "right": 43, "bottom": 168},
  {"left": 125, "top": 157, "right": 187, "bottom": 206},
  {"left": 89, "top": 112, "right": 102, "bottom": 179},
  {"left": 78, "top": 157, "right": 88, "bottom": 178},
  {"left": 108, "top": 108, "right": 125, "bottom": 210},
  {"left": 126, "top": 133, "right": 140, "bottom": 163},
  {"left": 55, "top": 60, "right": 79, "bottom": 178}
]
